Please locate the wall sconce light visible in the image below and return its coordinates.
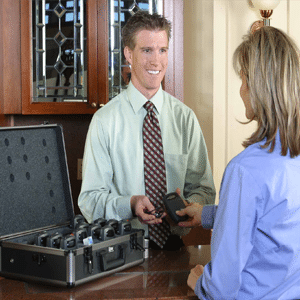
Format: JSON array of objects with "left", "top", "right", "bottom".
[{"left": 251, "top": 0, "right": 280, "bottom": 26}]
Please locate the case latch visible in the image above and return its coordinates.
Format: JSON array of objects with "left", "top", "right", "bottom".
[
  {"left": 84, "top": 246, "right": 93, "bottom": 274},
  {"left": 32, "top": 253, "right": 47, "bottom": 266},
  {"left": 130, "top": 233, "right": 145, "bottom": 252}
]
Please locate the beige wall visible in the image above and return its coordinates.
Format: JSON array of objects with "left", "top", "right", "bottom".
[
  {"left": 183, "top": 0, "right": 300, "bottom": 201},
  {"left": 183, "top": 1, "right": 214, "bottom": 169}
]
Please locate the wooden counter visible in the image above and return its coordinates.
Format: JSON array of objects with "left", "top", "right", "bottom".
[{"left": 0, "top": 245, "right": 211, "bottom": 299}]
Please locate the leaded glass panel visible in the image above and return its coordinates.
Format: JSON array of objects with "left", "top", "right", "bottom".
[{"left": 32, "top": 0, "right": 87, "bottom": 102}]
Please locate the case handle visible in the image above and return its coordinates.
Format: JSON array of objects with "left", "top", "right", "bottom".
[{"left": 99, "top": 245, "right": 125, "bottom": 272}]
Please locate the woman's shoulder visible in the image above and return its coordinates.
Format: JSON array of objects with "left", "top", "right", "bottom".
[{"left": 228, "top": 140, "right": 300, "bottom": 179}]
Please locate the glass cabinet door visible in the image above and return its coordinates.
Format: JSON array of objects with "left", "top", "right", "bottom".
[
  {"left": 16, "top": 0, "right": 168, "bottom": 114},
  {"left": 30, "top": 0, "right": 163, "bottom": 107},
  {"left": 21, "top": 0, "right": 102, "bottom": 114},
  {"left": 108, "top": 0, "right": 163, "bottom": 100},
  {"left": 32, "top": 0, "right": 87, "bottom": 103},
  {"left": 1, "top": 0, "right": 182, "bottom": 115}
]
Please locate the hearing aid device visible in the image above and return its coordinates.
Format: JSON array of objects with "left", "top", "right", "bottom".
[
  {"left": 89, "top": 225, "right": 101, "bottom": 240},
  {"left": 93, "top": 218, "right": 107, "bottom": 227},
  {"left": 61, "top": 233, "right": 76, "bottom": 249},
  {"left": 34, "top": 232, "right": 49, "bottom": 247},
  {"left": 118, "top": 220, "right": 131, "bottom": 235},
  {"left": 47, "top": 233, "right": 63, "bottom": 249},
  {"left": 75, "top": 228, "right": 88, "bottom": 244},
  {"left": 107, "top": 219, "right": 119, "bottom": 234},
  {"left": 100, "top": 225, "right": 115, "bottom": 240},
  {"left": 162, "top": 192, "right": 188, "bottom": 223},
  {"left": 72, "top": 214, "right": 85, "bottom": 228}
]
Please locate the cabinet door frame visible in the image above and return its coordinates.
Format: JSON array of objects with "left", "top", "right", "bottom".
[
  {"left": 21, "top": 0, "right": 106, "bottom": 115},
  {"left": 0, "top": 0, "right": 22, "bottom": 114}
]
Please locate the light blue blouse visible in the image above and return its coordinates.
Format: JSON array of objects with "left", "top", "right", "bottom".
[
  {"left": 196, "top": 133, "right": 300, "bottom": 299},
  {"left": 78, "top": 82, "right": 215, "bottom": 235}
]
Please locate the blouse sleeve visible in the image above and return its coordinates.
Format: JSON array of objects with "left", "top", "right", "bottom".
[
  {"left": 201, "top": 205, "right": 218, "bottom": 230},
  {"left": 195, "top": 162, "right": 262, "bottom": 299}
]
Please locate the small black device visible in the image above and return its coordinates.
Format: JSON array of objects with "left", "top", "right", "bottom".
[
  {"left": 93, "top": 218, "right": 107, "bottom": 227},
  {"left": 77, "top": 222, "right": 89, "bottom": 231},
  {"left": 72, "top": 215, "right": 85, "bottom": 228},
  {"left": 107, "top": 219, "right": 119, "bottom": 234},
  {"left": 47, "top": 233, "right": 62, "bottom": 249},
  {"left": 34, "top": 232, "right": 49, "bottom": 247},
  {"left": 75, "top": 229, "right": 88, "bottom": 244},
  {"left": 61, "top": 233, "right": 76, "bottom": 249},
  {"left": 118, "top": 220, "right": 131, "bottom": 235},
  {"left": 89, "top": 225, "right": 101, "bottom": 240},
  {"left": 144, "top": 207, "right": 164, "bottom": 219},
  {"left": 100, "top": 225, "right": 115, "bottom": 240},
  {"left": 162, "top": 192, "right": 188, "bottom": 223}
]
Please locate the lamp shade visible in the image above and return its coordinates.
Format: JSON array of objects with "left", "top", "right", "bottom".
[{"left": 252, "top": 0, "right": 280, "bottom": 10}]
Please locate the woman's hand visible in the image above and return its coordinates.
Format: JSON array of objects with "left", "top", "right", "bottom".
[
  {"left": 187, "top": 264, "right": 204, "bottom": 291},
  {"left": 176, "top": 202, "right": 203, "bottom": 228}
]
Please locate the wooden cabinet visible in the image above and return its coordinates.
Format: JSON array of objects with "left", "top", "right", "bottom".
[
  {"left": 0, "top": 0, "right": 183, "bottom": 115},
  {"left": 1, "top": 0, "right": 106, "bottom": 115},
  {"left": 20, "top": 1, "right": 107, "bottom": 115}
]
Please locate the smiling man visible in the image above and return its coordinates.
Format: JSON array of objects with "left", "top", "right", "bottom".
[
  {"left": 78, "top": 12, "right": 215, "bottom": 251},
  {"left": 124, "top": 29, "right": 168, "bottom": 99}
]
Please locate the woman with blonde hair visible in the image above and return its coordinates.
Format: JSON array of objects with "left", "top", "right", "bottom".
[{"left": 178, "top": 26, "right": 300, "bottom": 299}]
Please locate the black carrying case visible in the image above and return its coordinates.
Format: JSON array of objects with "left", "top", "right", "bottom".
[{"left": 0, "top": 124, "right": 145, "bottom": 287}]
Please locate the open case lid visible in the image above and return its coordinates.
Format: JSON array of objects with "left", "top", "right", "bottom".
[{"left": 0, "top": 124, "right": 74, "bottom": 239}]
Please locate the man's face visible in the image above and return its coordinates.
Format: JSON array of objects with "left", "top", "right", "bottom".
[{"left": 124, "top": 29, "right": 169, "bottom": 99}]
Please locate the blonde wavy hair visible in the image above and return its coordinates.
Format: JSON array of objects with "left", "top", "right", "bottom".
[{"left": 233, "top": 26, "right": 300, "bottom": 158}]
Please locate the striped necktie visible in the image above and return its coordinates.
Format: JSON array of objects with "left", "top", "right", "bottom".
[{"left": 143, "top": 100, "right": 171, "bottom": 248}]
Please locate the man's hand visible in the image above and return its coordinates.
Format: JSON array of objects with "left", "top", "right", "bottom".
[
  {"left": 187, "top": 264, "right": 204, "bottom": 291},
  {"left": 130, "top": 195, "right": 166, "bottom": 225},
  {"left": 176, "top": 202, "right": 203, "bottom": 228}
]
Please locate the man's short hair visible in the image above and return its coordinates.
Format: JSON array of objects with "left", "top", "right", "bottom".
[{"left": 122, "top": 11, "right": 172, "bottom": 50}]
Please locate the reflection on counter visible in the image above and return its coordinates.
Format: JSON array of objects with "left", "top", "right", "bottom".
[{"left": 0, "top": 245, "right": 210, "bottom": 299}]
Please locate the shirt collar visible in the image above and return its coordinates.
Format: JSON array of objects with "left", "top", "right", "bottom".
[
  {"left": 126, "top": 81, "right": 164, "bottom": 115},
  {"left": 260, "top": 129, "right": 282, "bottom": 152}
]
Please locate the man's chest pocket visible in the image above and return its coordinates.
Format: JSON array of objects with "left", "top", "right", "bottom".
[{"left": 165, "top": 153, "right": 188, "bottom": 181}]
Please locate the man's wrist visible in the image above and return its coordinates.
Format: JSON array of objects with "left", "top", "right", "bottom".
[{"left": 130, "top": 195, "right": 136, "bottom": 216}]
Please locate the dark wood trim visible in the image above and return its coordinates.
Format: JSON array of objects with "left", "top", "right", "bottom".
[
  {"left": 21, "top": 0, "right": 32, "bottom": 115},
  {"left": 97, "top": 0, "right": 109, "bottom": 106},
  {"left": 163, "top": 0, "right": 184, "bottom": 102},
  {"left": 0, "top": 0, "right": 22, "bottom": 114},
  {"left": 22, "top": 102, "right": 99, "bottom": 115},
  {"left": 0, "top": 0, "right": 3, "bottom": 114},
  {"left": 0, "top": 115, "right": 11, "bottom": 127},
  {"left": 87, "top": 0, "right": 100, "bottom": 108}
]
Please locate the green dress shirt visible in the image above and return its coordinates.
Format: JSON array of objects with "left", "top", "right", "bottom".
[{"left": 78, "top": 82, "right": 215, "bottom": 236}]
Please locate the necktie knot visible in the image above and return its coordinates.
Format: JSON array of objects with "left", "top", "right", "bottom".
[{"left": 144, "top": 101, "right": 154, "bottom": 113}]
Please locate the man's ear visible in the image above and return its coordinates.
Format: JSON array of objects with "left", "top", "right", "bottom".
[{"left": 124, "top": 46, "right": 132, "bottom": 65}]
